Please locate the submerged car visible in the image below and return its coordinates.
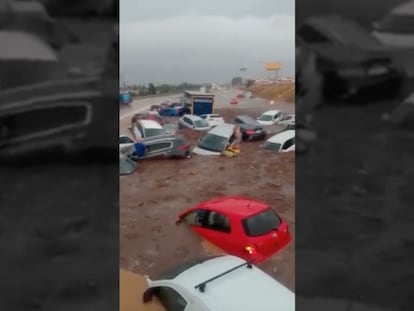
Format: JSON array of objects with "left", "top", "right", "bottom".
[
  {"left": 132, "top": 119, "right": 166, "bottom": 139},
  {"left": 256, "top": 110, "right": 283, "bottom": 125},
  {"left": 230, "top": 98, "right": 238, "bottom": 105},
  {"left": 119, "top": 134, "right": 135, "bottom": 154},
  {"left": 193, "top": 123, "right": 235, "bottom": 156},
  {"left": 177, "top": 196, "right": 292, "bottom": 264},
  {"left": 234, "top": 115, "right": 267, "bottom": 141},
  {"left": 297, "top": 14, "right": 405, "bottom": 101},
  {"left": 277, "top": 113, "right": 295, "bottom": 126},
  {"left": 142, "top": 255, "right": 295, "bottom": 311},
  {"left": 372, "top": 1, "right": 414, "bottom": 47},
  {"left": 199, "top": 113, "right": 225, "bottom": 127},
  {"left": 178, "top": 114, "right": 210, "bottom": 131},
  {"left": 120, "top": 153, "right": 136, "bottom": 176},
  {"left": 158, "top": 106, "right": 180, "bottom": 117},
  {"left": 127, "top": 134, "right": 191, "bottom": 160},
  {"left": 261, "top": 130, "right": 295, "bottom": 152}
]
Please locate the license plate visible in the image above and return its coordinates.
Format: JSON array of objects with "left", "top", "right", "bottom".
[{"left": 256, "top": 130, "right": 261, "bottom": 133}]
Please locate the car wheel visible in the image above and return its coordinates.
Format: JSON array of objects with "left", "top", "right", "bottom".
[{"left": 178, "top": 123, "right": 183, "bottom": 129}]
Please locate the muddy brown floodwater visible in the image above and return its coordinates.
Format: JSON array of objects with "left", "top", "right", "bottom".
[{"left": 119, "top": 103, "right": 296, "bottom": 300}]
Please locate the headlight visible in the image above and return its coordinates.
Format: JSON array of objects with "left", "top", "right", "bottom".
[{"left": 366, "top": 65, "right": 389, "bottom": 76}]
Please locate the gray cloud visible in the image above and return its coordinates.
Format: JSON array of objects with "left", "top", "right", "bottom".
[
  {"left": 120, "top": 0, "right": 295, "bottom": 85},
  {"left": 120, "top": 0, "right": 294, "bottom": 21}
]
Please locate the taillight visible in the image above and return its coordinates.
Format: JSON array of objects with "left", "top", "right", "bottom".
[
  {"left": 178, "top": 144, "right": 190, "bottom": 150},
  {"left": 244, "top": 246, "right": 256, "bottom": 255},
  {"left": 245, "top": 130, "right": 255, "bottom": 135}
]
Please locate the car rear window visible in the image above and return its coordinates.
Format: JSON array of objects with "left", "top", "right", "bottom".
[{"left": 242, "top": 208, "right": 281, "bottom": 237}]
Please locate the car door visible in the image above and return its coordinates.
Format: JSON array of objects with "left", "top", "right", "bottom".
[
  {"left": 180, "top": 209, "right": 236, "bottom": 255},
  {"left": 274, "top": 112, "right": 282, "bottom": 123},
  {"left": 143, "top": 140, "right": 173, "bottom": 158},
  {"left": 281, "top": 138, "right": 295, "bottom": 152}
]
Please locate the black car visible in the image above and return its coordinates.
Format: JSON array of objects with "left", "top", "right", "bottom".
[
  {"left": 233, "top": 115, "right": 267, "bottom": 141},
  {"left": 297, "top": 14, "right": 405, "bottom": 102}
]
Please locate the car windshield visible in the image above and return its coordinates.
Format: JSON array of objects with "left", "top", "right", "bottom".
[
  {"left": 198, "top": 133, "right": 228, "bottom": 152},
  {"left": 194, "top": 119, "right": 208, "bottom": 127},
  {"left": 145, "top": 128, "right": 165, "bottom": 137},
  {"left": 242, "top": 208, "right": 281, "bottom": 237},
  {"left": 259, "top": 115, "right": 273, "bottom": 121},
  {"left": 378, "top": 14, "right": 414, "bottom": 34},
  {"left": 263, "top": 142, "right": 281, "bottom": 152}
]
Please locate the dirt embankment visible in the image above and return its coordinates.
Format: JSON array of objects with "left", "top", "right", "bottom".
[{"left": 249, "top": 82, "right": 295, "bottom": 103}]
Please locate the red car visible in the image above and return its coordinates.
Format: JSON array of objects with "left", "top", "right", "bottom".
[
  {"left": 230, "top": 98, "right": 238, "bottom": 105},
  {"left": 176, "top": 196, "right": 291, "bottom": 264}
]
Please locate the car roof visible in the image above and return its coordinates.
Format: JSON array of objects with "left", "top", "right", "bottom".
[
  {"left": 183, "top": 114, "right": 202, "bottom": 121},
  {"left": 170, "top": 255, "right": 294, "bottom": 310},
  {"left": 0, "top": 31, "right": 57, "bottom": 61},
  {"left": 207, "top": 123, "right": 235, "bottom": 137},
  {"left": 138, "top": 119, "right": 163, "bottom": 129},
  {"left": 262, "top": 110, "right": 280, "bottom": 115},
  {"left": 267, "top": 130, "right": 295, "bottom": 144},
  {"left": 392, "top": 1, "right": 414, "bottom": 14},
  {"left": 197, "top": 196, "right": 269, "bottom": 217}
]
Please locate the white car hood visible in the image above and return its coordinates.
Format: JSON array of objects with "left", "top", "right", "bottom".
[{"left": 193, "top": 146, "right": 221, "bottom": 156}]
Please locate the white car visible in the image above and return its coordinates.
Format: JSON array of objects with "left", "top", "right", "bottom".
[
  {"left": 372, "top": 1, "right": 414, "bottom": 47},
  {"left": 142, "top": 254, "right": 295, "bottom": 311},
  {"left": 193, "top": 123, "right": 235, "bottom": 156},
  {"left": 119, "top": 135, "right": 135, "bottom": 154},
  {"left": 261, "top": 130, "right": 295, "bottom": 152},
  {"left": 277, "top": 114, "right": 295, "bottom": 126},
  {"left": 133, "top": 119, "right": 165, "bottom": 139},
  {"left": 199, "top": 113, "right": 225, "bottom": 127},
  {"left": 256, "top": 110, "right": 283, "bottom": 125},
  {"left": 178, "top": 114, "right": 210, "bottom": 131}
]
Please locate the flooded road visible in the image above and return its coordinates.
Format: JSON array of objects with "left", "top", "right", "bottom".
[{"left": 119, "top": 95, "right": 296, "bottom": 296}]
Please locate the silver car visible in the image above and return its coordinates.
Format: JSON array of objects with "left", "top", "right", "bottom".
[{"left": 178, "top": 114, "right": 210, "bottom": 131}]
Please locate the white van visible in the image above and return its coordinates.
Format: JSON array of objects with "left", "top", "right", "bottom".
[{"left": 142, "top": 254, "right": 295, "bottom": 311}]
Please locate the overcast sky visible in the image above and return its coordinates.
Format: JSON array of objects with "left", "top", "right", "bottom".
[{"left": 120, "top": 0, "right": 295, "bottom": 85}]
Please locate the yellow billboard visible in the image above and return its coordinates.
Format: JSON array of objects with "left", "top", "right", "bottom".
[{"left": 265, "top": 62, "right": 281, "bottom": 71}]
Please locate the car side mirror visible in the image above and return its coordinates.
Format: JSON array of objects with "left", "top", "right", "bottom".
[{"left": 175, "top": 217, "right": 183, "bottom": 225}]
